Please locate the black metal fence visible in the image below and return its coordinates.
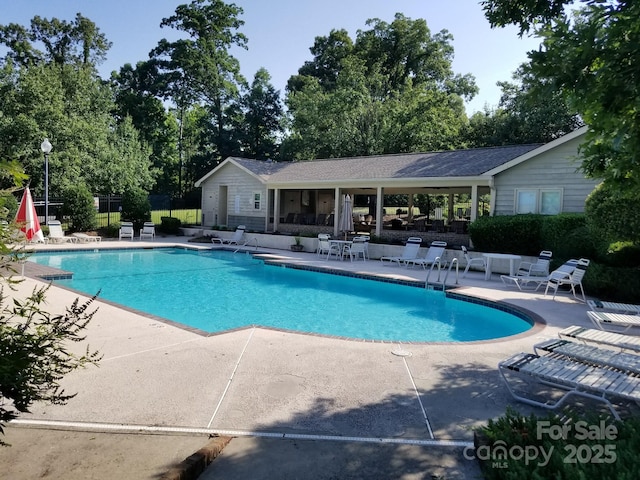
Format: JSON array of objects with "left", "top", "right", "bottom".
[{"left": 32, "top": 195, "right": 202, "bottom": 229}]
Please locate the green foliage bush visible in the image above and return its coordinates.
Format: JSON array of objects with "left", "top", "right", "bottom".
[
  {"left": 585, "top": 183, "right": 640, "bottom": 244},
  {"left": 468, "top": 215, "right": 544, "bottom": 255},
  {"left": 476, "top": 408, "right": 640, "bottom": 479},
  {"left": 160, "top": 216, "right": 181, "bottom": 235},
  {"left": 61, "top": 184, "right": 97, "bottom": 232},
  {"left": 121, "top": 188, "right": 151, "bottom": 231},
  {"left": 0, "top": 194, "right": 18, "bottom": 220}
]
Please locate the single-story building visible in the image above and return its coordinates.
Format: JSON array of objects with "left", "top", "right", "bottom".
[{"left": 194, "top": 126, "right": 598, "bottom": 240}]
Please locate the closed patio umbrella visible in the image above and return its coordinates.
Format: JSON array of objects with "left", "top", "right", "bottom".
[
  {"left": 339, "top": 194, "right": 354, "bottom": 239},
  {"left": 15, "top": 187, "right": 44, "bottom": 243}
]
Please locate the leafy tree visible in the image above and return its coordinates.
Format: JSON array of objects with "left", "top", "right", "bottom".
[
  {"left": 236, "top": 68, "right": 283, "bottom": 159},
  {"left": 149, "top": 0, "right": 248, "bottom": 176},
  {"left": 111, "top": 62, "right": 180, "bottom": 196},
  {"left": 481, "top": 0, "right": 640, "bottom": 188},
  {"left": 465, "top": 66, "right": 583, "bottom": 147},
  {"left": 61, "top": 183, "right": 97, "bottom": 232},
  {"left": 0, "top": 14, "right": 111, "bottom": 68},
  {"left": 283, "top": 13, "right": 477, "bottom": 159},
  {"left": 0, "top": 61, "right": 155, "bottom": 197},
  {"left": 121, "top": 187, "right": 151, "bottom": 231}
]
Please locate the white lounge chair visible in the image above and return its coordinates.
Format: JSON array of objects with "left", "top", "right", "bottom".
[
  {"left": 501, "top": 258, "right": 579, "bottom": 291},
  {"left": 211, "top": 225, "right": 245, "bottom": 246},
  {"left": 46, "top": 220, "right": 77, "bottom": 243},
  {"left": 587, "top": 300, "right": 640, "bottom": 315},
  {"left": 139, "top": 222, "right": 155, "bottom": 240},
  {"left": 380, "top": 237, "right": 422, "bottom": 266},
  {"left": 405, "top": 241, "right": 447, "bottom": 269},
  {"left": 499, "top": 351, "right": 640, "bottom": 420},
  {"left": 544, "top": 258, "right": 589, "bottom": 301},
  {"left": 534, "top": 338, "right": 640, "bottom": 375},
  {"left": 559, "top": 325, "right": 640, "bottom": 353},
  {"left": 72, "top": 232, "right": 101, "bottom": 243},
  {"left": 517, "top": 250, "right": 552, "bottom": 277},
  {"left": 461, "top": 245, "right": 486, "bottom": 277},
  {"left": 119, "top": 222, "right": 134, "bottom": 240},
  {"left": 588, "top": 311, "right": 640, "bottom": 332}
]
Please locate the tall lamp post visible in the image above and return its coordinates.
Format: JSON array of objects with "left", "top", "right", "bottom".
[{"left": 40, "top": 138, "right": 52, "bottom": 225}]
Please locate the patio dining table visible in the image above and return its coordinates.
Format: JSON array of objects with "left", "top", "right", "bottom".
[
  {"left": 482, "top": 253, "right": 522, "bottom": 280},
  {"left": 328, "top": 239, "right": 352, "bottom": 260}
]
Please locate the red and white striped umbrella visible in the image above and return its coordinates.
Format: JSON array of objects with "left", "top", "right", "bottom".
[{"left": 14, "top": 187, "right": 44, "bottom": 243}]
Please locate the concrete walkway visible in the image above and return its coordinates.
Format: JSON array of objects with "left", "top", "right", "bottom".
[{"left": 2, "top": 236, "right": 600, "bottom": 479}]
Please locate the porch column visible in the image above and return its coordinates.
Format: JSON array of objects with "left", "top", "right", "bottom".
[
  {"left": 334, "top": 187, "right": 340, "bottom": 237},
  {"left": 375, "top": 187, "right": 383, "bottom": 237},
  {"left": 489, "top": 177, "right": 496, "bottom": 216},
  {"left": 448, "top": 193, "right": 454, "bottom": 222},
  {"left": 470, "top": 185, "right": 479, "bottom": 222},
  {"left": 408, "top": 194, "right": 414, "bottom": 222},
  {"left": 272, "top": 188, "right": 279, "bottom": 232}
]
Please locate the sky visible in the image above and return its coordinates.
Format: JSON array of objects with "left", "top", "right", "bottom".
[{"left": 0, "top": 0, "right": 542, "bottom": 115}]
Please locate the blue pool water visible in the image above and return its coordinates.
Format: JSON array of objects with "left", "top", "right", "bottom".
[{"left": 29, "top": 248, "right": 533, "bottom": 342}]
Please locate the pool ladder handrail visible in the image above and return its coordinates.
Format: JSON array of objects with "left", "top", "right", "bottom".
[
  {"left": 233, "top": 236, "right": 259, "bottom": 253},
  {"left": 425, "top": 257, "right": 459, "bottom": 290}
]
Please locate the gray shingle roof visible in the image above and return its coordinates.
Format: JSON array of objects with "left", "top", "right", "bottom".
[{"left": 230, "top": 144, "right": 542, "bottom": 183}]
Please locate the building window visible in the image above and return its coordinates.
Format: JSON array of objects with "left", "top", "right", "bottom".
[
  {"left": 515, "top": 189, "right": 537, "bottom": 214},
  {"left": 515, "top": 188, "right": 563, "bottom": 215},
  {"left": 253, "top": 192, "right": 261, "bottom": 210},
  {"left": 540, "top": 189, "right": 562, "bottom": 215}
]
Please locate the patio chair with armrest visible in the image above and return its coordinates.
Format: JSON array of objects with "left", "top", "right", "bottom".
[
  {"left": 544, "top": 258, "right": 590, "bottom": 301},
  {"left": 46, "top": 220, "right": 77, "bottom": 243},
  {"left": 380, "top": 237, "right": 422, "bottom": 266},
  {"left": 344, "top": 236, "right": 368, "bottom": 261},
  {"left": 499, "top": 351, "right": 640, "bottom": 420},
  {"left": 139, "top": 222, "right": 155, "bottom": 240},
  {"left": 461, "top": 245, "right": 486, "bottom": 278},
  {"left": 587, "top": 311, "right": 640, "bottom": 333},
  {"left": 517, "top": 250, "right": 552, "bottom": 277},
  {"left": 405, "top": 241, "right": 447, "bottom": 269},
  {"left": 317, "top": 233, "right": 332, "bottom": 257},
  {"left": 500, "top": 258, "right": 579, "bottom": 291},
  {"left": 119, "top": 221, "right": 134, "bottom": 240},
  {"left": 558, "top": 325, "right": 640, "bottom": 353},
  {"left": 211, "top": 225, "right": 246, "bottom": 246}
]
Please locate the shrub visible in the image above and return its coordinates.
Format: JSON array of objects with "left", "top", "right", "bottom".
[
  {"left": 468, "top": 215, "right": 544, "bottom": 255},
  {"left": 0, "top": 193, "right": 18, "bottom": 220},
  {"left": 121, "top": 188, "right": 151, "bottom": 231},
  {"left": 160, "top": 216, "right": 181, "bottom": 235},
  {"left": 61, "top": 184, "right": 97, "bottom": 232},
  {"left": 585, "top": 182, "right": 640, "bottom": 245},
  {"left": 476, "top": 408, "right": 639, "bottom": 479}
]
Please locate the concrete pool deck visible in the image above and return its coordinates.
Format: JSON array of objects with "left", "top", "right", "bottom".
[{"left": 1, "top": 237, "right": 606, "bottom": 479}]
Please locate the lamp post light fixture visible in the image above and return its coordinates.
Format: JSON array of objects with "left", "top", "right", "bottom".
[{"left": 40, "top": 138, "right": 52, "bottom": 225}]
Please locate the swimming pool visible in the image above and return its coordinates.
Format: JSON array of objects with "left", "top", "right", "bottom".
[{"left": 29, "top": 248, "right": 534, "bottom": 342}]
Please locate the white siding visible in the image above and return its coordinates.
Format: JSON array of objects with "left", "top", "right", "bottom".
[
  {"left": 200, "top": 163, "right": 266, "bottom": 227},
  {"left": 493, "top": 136, "right": 599, "bottom": 215}
]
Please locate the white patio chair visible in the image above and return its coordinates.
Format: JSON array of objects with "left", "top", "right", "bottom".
[
  {"left": 461, "top": 245, "right": 486, "bottom": 277},
  {"left": 499, "top": 351, "right": 640, "bottom": 420},
  {"left": 405, "top": 241, "right": 447, "bottom": 269},
  {"left": 380, "top": 237, "right": 422, "bottom": 266},
  {"left": 317, "top": 233, "right": 332, "bottom": 257},
  {"left": 139, "top": 222, "right": 155, "bottom": 241},
  {"left": 517, "top": 250, "right": 552, "bottom": 277},
  {"left": 587, "top": 311, "right": 640, "bottom": 332},
  {"left": 544, "top": 258, "right": 589, "bottom": 301},
  {"left": 46, "top": 220, "right": 77, "bottom": 243},
  {"left": 211, "top": 225, "right": 245, "bottom": 245},
  {"left": 119, "top": 221, "right": 134, "bottom": 240},
  {"left": 344, "top": 236, "right": 368, "bottom": 261}
]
